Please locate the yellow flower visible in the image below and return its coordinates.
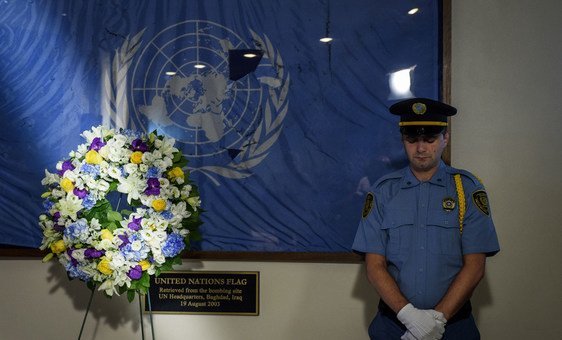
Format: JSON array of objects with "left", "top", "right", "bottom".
[
  {"left": 60, "top": 178, "right": 74, "bottom": 193},
  {"left": 167, "top": 167, "right": 184, "bottom": 180},
  {"left": 85, "top": 150, "right": 103, "bottom": 164},
  {"left": 100, "top": 229, "right": 113, "bottom": 240},
  {"left": 152, "top": 199, "right": 166, "bottom": 211},
  {"left": 130, "top": 151, "right": 143, "bottom": 164},
  {"left": 139, "top": 260, "right": 151, "bottom": 271},
  {"left": 97, "top": 258, "right": 113, "bottom": 275},
  {"left": 50, "top": 240, "right": 66, "bottom": 254}
]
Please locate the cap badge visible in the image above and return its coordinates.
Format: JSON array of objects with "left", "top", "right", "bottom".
[
  {"left": 412, "top": 102, "right": 427, "bottom": 115},
  {"left": 442, "top": 197, "right": 456, "bottom": 211}
]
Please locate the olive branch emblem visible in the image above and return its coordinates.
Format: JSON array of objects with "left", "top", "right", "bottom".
[{"left": 101, "top": 29, "right": 145, "bottom": 129}]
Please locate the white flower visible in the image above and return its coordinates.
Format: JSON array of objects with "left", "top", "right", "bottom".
[
  {"left": 123, "top": 163, "right": 138, "bottom": 175},
  {"left": 117, "top": 174, "right": 145, "bottom": 203},
  {"left": 98, "top": 279, "right": 118, "bottom": 296},
  {"left": 41, "top": 170, "right": 60, "bottom": 186},
  {"left": 106, "top": 165, "right": 123, "bottom": 180},
  {"left": 187, "top": 196, "right": 201, "bottom": 210},
  {"left": 97, "top": 180, "right": 110, "bottom": 192},
  {"left": 57, "top": 195, "right": 83, "bottom": 220}
]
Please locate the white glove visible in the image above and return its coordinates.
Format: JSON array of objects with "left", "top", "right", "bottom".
[
  {"left": 401, "top": 330, "right": 418, "bottom": 340},
  {"left": 397, "top": 303, "right": 446, "bottom": 340}
]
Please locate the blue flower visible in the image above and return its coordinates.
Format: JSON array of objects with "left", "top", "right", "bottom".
[
  {"left": 162, "top": 233, "right": 185, "bottom": 257},
  {"left": 81, "top": 163, "right": 100, "bottom": 178},
  {"left": 146, "top": 166, "right": 161, "bottom": 178},
  {"left": 65, "top": 262, "right": 91, "bottom": 282},
  {"left": 161, "top": 211, "right": 174, "bottom": 220},
  {"left": 64, "top": 219, "right": 89, "bottom": 242},
  {"left": 82, "top": 195, "right": 96, "bottom": 209},
  {"left": 43, "top": 199, "right": 54, "bottom": 213},
  {"left": 121, "top": 233, "right": 150, "bottom": 262}
]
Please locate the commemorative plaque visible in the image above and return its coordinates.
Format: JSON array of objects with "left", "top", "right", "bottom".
[{"left": 145, "top": 271, "right": 259, "bottom": 315}]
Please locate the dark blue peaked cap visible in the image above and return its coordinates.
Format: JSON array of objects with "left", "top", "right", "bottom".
[{"left": 389, "top": 97, "right": 457, "bottom": 136}]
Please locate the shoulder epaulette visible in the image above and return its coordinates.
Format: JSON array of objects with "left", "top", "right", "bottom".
[{"left": 448, "top": 167, "right": 484, "bottom": 186}]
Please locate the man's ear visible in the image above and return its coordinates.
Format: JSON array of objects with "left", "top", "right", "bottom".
[{"left": 443, "top": 131, "right": 450, "bottom": 145}]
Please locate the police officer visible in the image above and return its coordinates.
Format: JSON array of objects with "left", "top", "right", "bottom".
[{"left": 353, "top": 98, "right": 500, "bottom": 340}]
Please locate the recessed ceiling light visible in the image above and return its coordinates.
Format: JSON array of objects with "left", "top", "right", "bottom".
[
  {"left": 319, "top": 37, "right": 333, "bottom": 43},
  {"left": 408, "top": 8, "right": 419, "bottom": 15},
  {"left": 165, "top": 71, "right": 177, "bottom": 76},
  {"left": 194, "top": 64, "right": 206, "bottom": 69},
  {"left": 243, "top": 53, "right": 257, "bottom": 58}
]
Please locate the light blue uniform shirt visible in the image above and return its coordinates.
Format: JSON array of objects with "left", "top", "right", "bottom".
[{"left": 352, "top": 161, "right": 500, "bottom": 309}]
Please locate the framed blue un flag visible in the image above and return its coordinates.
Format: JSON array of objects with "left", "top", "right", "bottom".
[{"left": 0, "top": 0, "right": 449, "bottom": 259}]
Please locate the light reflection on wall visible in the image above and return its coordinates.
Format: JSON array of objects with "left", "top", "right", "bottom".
[{"left": 388, "top": 67, "right": 415, "bottom": 99}]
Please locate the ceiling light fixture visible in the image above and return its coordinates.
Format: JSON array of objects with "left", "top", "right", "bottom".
[
  {"left": 319, "top": 37, "right": 333, "bottom": 43},
  {"left": 408, "top": 8, "right": 419, "bottom": 15}
]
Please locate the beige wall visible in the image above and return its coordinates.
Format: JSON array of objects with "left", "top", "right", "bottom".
[
  {"left": 450, "top": 0, "right": 562, "bottom": 338},
  {"left": 2, "top": 1, "right": 562, "bottom": 339}
]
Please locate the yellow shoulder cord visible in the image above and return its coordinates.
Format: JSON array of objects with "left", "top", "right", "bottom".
[{"left": 454, "top": 174, "right": 466, "bottom": 234}]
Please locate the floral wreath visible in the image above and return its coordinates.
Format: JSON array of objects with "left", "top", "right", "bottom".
[{"left": 39, "top": 126, "right": 202, "bottom": 301}]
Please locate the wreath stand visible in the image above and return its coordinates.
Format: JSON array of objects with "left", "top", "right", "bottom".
[{"left": 77, "top": 287, "right": 156, "bottom": 340}]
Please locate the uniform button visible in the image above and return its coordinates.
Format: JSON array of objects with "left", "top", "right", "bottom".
[
  {"left": 419, "top": 268, "right": 423, "bottom": 272},
  {"left": 420, "top": 246, "right": 425, "bottom": 250}
]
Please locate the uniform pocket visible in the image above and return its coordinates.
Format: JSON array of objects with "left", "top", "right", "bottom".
[
  {"left": 427, "top": 211, "right": 461, "bottom": 256},
  {"left": 381, "top": 210, "right": 413, "bottom": 256}
]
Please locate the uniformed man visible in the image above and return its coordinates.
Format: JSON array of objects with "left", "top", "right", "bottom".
[{"left": 352, "top": 98, "right": 500, "bottom": 340}]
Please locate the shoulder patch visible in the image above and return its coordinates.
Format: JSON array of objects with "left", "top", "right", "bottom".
[
  {"left": 362, "top": 192, "right": 375, "bottom": 218},
  {"left": 472, "top": 190, "right": 490, "bottom": 216}
]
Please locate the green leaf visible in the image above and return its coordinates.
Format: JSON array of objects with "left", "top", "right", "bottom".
[
  {"left": 108, "top": 181, "right": 118, "bottom": 191},
  {"left": 127, "top": 290, "right": 136, "bottom": 303},
  {"left": 140, "top": 272, "right": 151, "bottom": 288},
  {"left": 107, "top": 210, "right": 122, "bottom": 222}
]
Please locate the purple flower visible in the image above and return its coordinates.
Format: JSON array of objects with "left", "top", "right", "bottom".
[
  {"left": 73, "top": 188, "right": 88, "bottom": 198},
  {"left": 118, "top": 234, "right": 130, "bottom": 249},
  {"left": 127, "top": 265, "right": 143, "bottom": 280},
  {"left": 53, "top": 223, "right": 65, "bottom": 232},
  {"left": 89, "top": 137, "right": 106, "bottom": 151},
  {"left": 144, "top": 178, "right": 161, "bottom": 196},
  {"left": 57, "top": 160, "right": 75, "bottom": 176},
  {"left": 66, "top": 249, "right": 79, "bottom": 266},
  {"left": 127, "top": 216, "right": 142, "bottom": 231},
  {"left": 84, "top": 248, "right": 105, "bottom": 259},
  {"left": 130, "top": 139, "right": 148, "bottom": 152}
]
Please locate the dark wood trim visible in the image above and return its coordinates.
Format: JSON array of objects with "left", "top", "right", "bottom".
[
  {"left": 442, "top": 0, "right": 453, "bottom": 165},
  {"left": 0, "top": 246, "right": 363, "bottom": 263}
]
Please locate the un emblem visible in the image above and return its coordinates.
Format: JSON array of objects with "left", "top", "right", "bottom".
[{"left": 104, "top": 20, "right": 289, "bottom": 185}]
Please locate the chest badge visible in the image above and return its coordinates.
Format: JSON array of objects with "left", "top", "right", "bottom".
[{"left": 442, "top": 197, "right": 456, "bottom": 211}]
